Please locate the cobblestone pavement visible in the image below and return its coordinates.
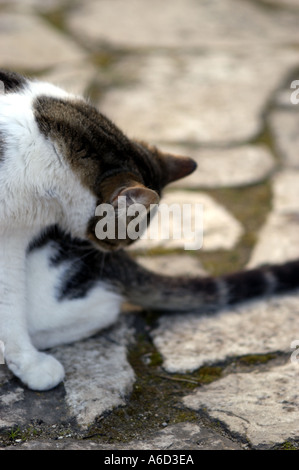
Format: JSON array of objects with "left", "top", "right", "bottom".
[{"left": 1, "top": 0, "right": 299, "bottom": 450}]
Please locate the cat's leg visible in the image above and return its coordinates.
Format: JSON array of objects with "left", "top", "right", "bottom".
[{"left": 0, "top": 232, "right": 64, "bottom": 390}]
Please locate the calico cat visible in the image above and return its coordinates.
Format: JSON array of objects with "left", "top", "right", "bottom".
[{"left": 0, "top": 69, "right": 299, "bottom": 392}]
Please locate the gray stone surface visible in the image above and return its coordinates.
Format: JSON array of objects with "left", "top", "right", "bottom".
[
  {"left": 151, "top": 294, "right": 299, "bottom": 373},
  {"left": 0, "top": 12, "right": 86, "bottom": 70},
  {"left": 275, "top": 85, "right": 299, "bottom": 108},
  {"left": 183, "top": 362, "right": 299, "bottom": 447},
  {"left": 165, "top": 144, "right": 276, "bottom": 188},
  {"left": 39, "top": 62, "right": 99, "bottom": 98},
  {"left": 0, "top": 0, "right": 68, "bottom": 10},
  {"left": 1, "top": 0, "right": 299, "bottom": 452},
  {"left": 248, "top": 169, "right": 299, "bottom": 266},
  {"left": 130, "top": 190, "right": 244, "bottom": 252},
  {"left": 0, "top": 319, "right": 135, "bottom": 430},
  {"left": 53, "top": 320, "right": 135, "bottom": 428},
  {"left": 269, "top": 110, "right": 299, "bottom": 168},
  {"left": 98, "top": 50, "right": 298, "bottom": 145},
  {"left": 261, "top": 0, "right": 299, "bottom": 8},
  {"left": 3, "top": 422, "right": 243, "bottom": 450},
  {"left": 67, "top": 0, "right": 299, "bottom": 48}
]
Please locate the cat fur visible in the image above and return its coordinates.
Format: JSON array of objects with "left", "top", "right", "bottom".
[{"left": 0, "top": 70, "right": 298, "bottom": 391}]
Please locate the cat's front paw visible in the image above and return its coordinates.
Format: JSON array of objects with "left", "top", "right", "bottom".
[{"left": 7, "top": 351, "right": 65, "bottom": 391}]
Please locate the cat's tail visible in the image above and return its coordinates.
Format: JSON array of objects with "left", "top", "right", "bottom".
[{"left": 105, "top": 251, "right": 299, "bottom": 313}]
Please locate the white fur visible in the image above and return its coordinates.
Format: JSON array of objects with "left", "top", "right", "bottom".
[
  {"left": 26, "top": 243, "right": 122, "bottom": 350},
  {"left": 0, "top": 79, "right": 109, "bottom": 390}
]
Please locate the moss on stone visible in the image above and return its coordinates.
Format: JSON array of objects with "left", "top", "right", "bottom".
[
  {"left": 38, "top": 5, "right": 70, "bottom": 35},
  {"left": 193, "top": 366, "right": 223, "bottom": 384},
  {"left": 238, "top": 353, "right": 277, "bottom": 366},
  {"left": 84, "top": 329, "right": 203, "bottom": 443},
  {"left": 280, "top": 440, "right": 298, "bottom": 450},
  {"left": 40, "top": 10, "right": 66, "bottom": 33},
  {"left": 199, "top": 181, "right": 272, "bottom": 276},
  {"left": 90, "top": 51, "right": 120, "bottom": 69}
]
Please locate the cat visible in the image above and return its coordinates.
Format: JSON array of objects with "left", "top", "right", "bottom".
[{"left": 0, "top": 69, "right": 299, "bottom": 391}]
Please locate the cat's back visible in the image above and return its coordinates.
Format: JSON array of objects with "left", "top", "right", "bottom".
[
  {"left": 0, "top": 72, "right": 71, "bottom": 160},
  {"left": 0, "top": 72, "right": 77, "bottom": 226}
]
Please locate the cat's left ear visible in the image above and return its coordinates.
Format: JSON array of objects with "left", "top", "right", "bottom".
[
  {"left": 162, "top": 154, "right": 197, "bottom": 185},
  {"left": 111, "top": 185, "right": 159, "bottom": 211}
]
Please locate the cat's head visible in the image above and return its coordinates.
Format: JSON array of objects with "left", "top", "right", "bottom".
[{"left": 0, "top": 70, "right": 197, "bottom": 251}]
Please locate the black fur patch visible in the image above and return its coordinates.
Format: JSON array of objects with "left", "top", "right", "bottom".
[
  {"left": 28, "top": 226, "right": 299, "bottom": 310},
  {"left": 270, "top": 260, "right": 299, "bottom": 292},
  {"left": 28, "top": 225, "right": 109, "bottom": 300},
  {"left": 224, "top": 269, "right": 268, "bottom": 304},
  {"left": 0, "top": 70, "right": 26, "bottom": 160},
  {"left": 0, "top": 69, "right": 26, "bottom": 93},
  {"left": 223, "top": 260, "right": 299, "bottom": 305}
]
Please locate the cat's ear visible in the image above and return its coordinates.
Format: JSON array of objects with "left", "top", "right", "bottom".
[
  {"left": 111, "top": 185, "right": 159, "bottom": 210},
  {"left": 0, "top": 69, "right": 27, "bottom": 93},
  {"left": 162, "top": 154, "right": 197, "bottom": 185}
]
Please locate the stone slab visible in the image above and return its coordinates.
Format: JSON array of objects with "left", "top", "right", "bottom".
[
  {"left": 164, "top": 144, "right": 276, "bottom": 189},
  {"left": 130, "top": 190, "right": 243, "bottom": 253},
  {"left": 98, "top": 50, "right": 298, "bottom": 145},
  {"left": 53, "top": 321, "right": 135, "bottom": 428},
  {"left": 67, "top": 0, "right": 299, "bottom": 49},
  {"left": 0, "top": 318, "right": 135, "bottom": 430},
  {"left": 275, "top": 85, "right": 299, "bottom": 108},
  {"left": 151, "top": 293, "right": 299, "bottom": 373},
  {"left": 0, "top": 12, "right": 86, "bottom": 70},
  {"left": 248, "top": 169, "right": 299, "bottom": 267},
  {"left": 0, "top": 0, "right": 67, "bottom": 10},
  {"left": 39, "top": 62, "right": 98, "bottom": 98},
  {"left": 269, "top": 110, "right": 299, "bottom": 168},
  {"left": 261, "top": 0, "right": 299, "bottom": 8}
]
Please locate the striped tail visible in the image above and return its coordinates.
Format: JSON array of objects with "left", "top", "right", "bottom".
[{"left": 105, "top": 252, "right": 299, "bottom": 313}]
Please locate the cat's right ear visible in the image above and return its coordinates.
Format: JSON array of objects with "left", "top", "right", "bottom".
[
  {"left": 162, "top": 154, "right": 197, "bottom": 185},
  {"left": 0, "top": 69, "right": 27, "bottom": 94}
]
